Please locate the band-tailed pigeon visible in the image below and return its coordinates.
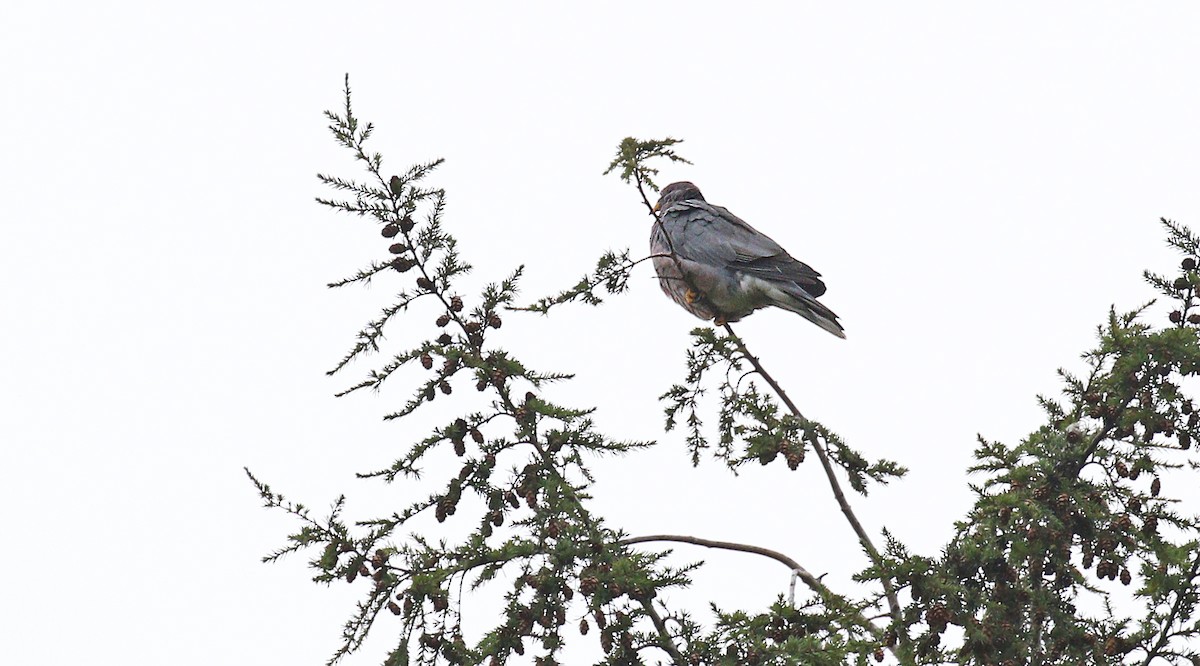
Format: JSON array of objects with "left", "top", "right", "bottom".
[{"left": 651, "top": 181, "right": 845, "bottom": 338}]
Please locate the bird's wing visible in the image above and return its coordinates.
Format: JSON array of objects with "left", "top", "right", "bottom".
[{"left": 659, "top": 201, "right": 827, "bottom": 297}]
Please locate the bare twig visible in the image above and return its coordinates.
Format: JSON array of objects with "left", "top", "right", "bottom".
[
  {"left": 620, "top": 534, "right": 885, "bottom": 643},
  {"left": 634, "top": 172, "right": 658, "bottom": 218},
  {"left": 621, "top": 534, "right": 819, "bottom": 591}
]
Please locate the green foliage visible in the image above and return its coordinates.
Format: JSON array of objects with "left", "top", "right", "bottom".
[
  {"left": 250, "top": 79, "right": 1200, "bottom": 666},
  {"left": 660, "top": 326, "right": 907, "bottom": 493},
  {"left": 251, "top": 78, "right": 706, "bottom": 666},
  {"left": 516, "top": 250, "right": 642, "bottom": 314},
  {"left": 603, "top": 137, "right": 691, "bottom": 194},
  {"left": 887, "top": 218, "right": 1200, "bottom": 665}
]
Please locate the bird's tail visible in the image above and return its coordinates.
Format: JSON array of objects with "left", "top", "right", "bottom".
[{"left": 768, "top": 284, "right": 846, "bottom": 339}]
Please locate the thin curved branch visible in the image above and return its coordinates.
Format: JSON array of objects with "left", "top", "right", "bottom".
[
  {"left": 634, "top": 172, "right": 659, "bottom": 219},
  {"left": 720, "top": 322, "right": 905, "bottom": 637},
  {"left": 620, "top": 533, "right": 884, "bottom": 643},
  {"left": 622, "top": 534, "right": 812, "bottom": 581}
]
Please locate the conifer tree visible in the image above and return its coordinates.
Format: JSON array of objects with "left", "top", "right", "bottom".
[{"left": 249, "top": 78, "right": 1200, "bottom": 666}]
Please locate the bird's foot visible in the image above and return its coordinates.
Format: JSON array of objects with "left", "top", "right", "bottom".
[
  {"left": 684, "top": 288, "right": 699, "bottom": 305},
  {"left": 713, "top": 315, "right": 727, "bottom": 326}
]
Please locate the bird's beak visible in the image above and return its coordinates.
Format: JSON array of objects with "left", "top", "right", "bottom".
[{"left": 653, "top": 201, "right": 661, "bottom": 212}]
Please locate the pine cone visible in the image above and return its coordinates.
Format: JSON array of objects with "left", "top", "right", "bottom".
[
  {"left": 1144, "top": 516, "right": 1159, "bottom": 534},
  {"left": 925, "top": 603, "right": 951, "bottom": 631},
  {"left": 785, "top": 453, "right": 802, "bottom": 470},
  {"left": 580, "top": 575, "right": 599, "bottom": 595},
  {"left": 1055, "top": 493, "right": 1070, "bottom": 511},
  {"left": 1103, "top": 635, "right": 1123, "bottom": 656}
]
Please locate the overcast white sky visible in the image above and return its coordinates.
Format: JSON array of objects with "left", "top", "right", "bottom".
[{"left": 3, "top": 2, "right": 1200, "bottom": 664}]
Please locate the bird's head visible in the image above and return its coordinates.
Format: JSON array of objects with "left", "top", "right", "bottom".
[{"left": 653, "top": 181, "right": 705, "bottom": 212}]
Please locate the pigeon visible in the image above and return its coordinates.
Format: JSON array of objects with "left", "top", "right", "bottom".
[{"left": 650, "top": 181, "right": 844, "bottom": 338}]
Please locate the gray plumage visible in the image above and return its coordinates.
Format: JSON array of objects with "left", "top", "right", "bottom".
[{"left": 650, "top": 181, "right": 845, "bottom": 338}]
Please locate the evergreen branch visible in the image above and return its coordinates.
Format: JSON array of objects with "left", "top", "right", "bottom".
[
  {"left": 327, "top": 292, "right": 432, "bottom": 374},
  {"left": 719, "top": 322, "right": 905, "bottom": 646},
  {"left": 517, "top": 250, "right": 665, "bottom": 313},
  {"left": 326, "top": 260, "right": 392, "bottom": 289},
  {"left": 315, "top": 173, "right": 391, "bottom": 200},
  {"left": 639, "top": 599, "right": 687, "bottom": 665},
  {"left": 314, "top": 197, "right": 393, "bottom": 219},
  {"left": 603, "top": 137, "right": 691, "bottom": 193},
  {"left": 1140, "top": 550, "right": 1200, "bottom": 665}
]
